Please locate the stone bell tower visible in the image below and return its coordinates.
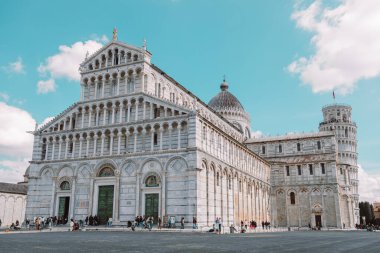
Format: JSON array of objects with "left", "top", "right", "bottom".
[{"left": 319, "top": 104, "right": 359, "bottom": 228}]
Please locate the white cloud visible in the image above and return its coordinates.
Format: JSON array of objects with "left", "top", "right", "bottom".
[
  {"left": 358, "top": 164, "right": 380, "bottom": 203},
  {"left": 38, "top": 40, "right": 103, "bottom": 82},
  {"left": 90, "top": 34, "right": 110, "bottom": 44},
  {"left": 0, "top": 159, "right": 29, "bottom": 184},
  {"left": 37, "top": 79, "right": 56, "bottom": 94},
  {"left": 0, "top": 92, "right": 9, "bottom": 101},
  {"left": 251, "top": 130, "right": 264, "bottom": 138},
  {"left": 2, "top": 57, "right": 25, "bottom": 74},
  {"left": 0, "top": 102, "right": 35, "bottom": 158},
  {"left": 0, "top": 102, "right": 52, "bottom": 183},
  {"left": 38, "top": 116, "right": 54, "bottom": 128},
  {"left": 10, "top": 57, "right": 25, "bottom": 73},
  {"left": 288, "top": 0, "right": 380, "bottom": 94}
]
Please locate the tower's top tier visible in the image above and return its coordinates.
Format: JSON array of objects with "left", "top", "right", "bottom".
[{"left": 321, "top": 103, "right": 354, "bottom": 125}]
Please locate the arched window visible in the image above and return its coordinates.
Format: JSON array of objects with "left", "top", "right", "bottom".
[
  {"left": 145, "top": 175, "right": 159, "bottom": 187},
  {"left": 345, "top": 128, "right": 348, "bottom": 137},
  {"left": 297, "top": 143, "right": 301, "bottom": 152},
  {"left": 279, "top": 144, "right": 282, "bottom": 153},
  {"left": 290, "top": 192, "right": 295, "bottom": 205},
  {"left": 60, "top": 181, "right": 70, "bottom": 191},
  {"left": 98, "top": 167, "right": 115, "bottom": 177}
]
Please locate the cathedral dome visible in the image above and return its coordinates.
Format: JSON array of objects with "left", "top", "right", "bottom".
[
  {"left": 208, "top": 81, "right": 246, "bottom": 113},
  {"left": 208, "top": 80, "right": 252, "bottom": 139}
]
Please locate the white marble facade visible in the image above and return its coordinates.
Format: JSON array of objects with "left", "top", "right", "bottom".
[
  {"left": 25, "top": 37, "right": 271, "bottom": 227},
  {"left": 25, "top": 35, "right": 357, "bottom": 228}
]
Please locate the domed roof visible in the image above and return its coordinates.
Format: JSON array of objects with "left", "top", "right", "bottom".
[{"left": 208, "top": 80, "right": 245, "bottom": 113}]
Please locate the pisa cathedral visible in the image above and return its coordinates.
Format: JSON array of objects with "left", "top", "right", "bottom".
[{"left": 25, "top": 33, "right": 359, "bottom": 228}]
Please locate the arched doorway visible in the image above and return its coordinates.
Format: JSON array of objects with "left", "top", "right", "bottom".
[
  {"left": 142, "top": 174, "right": 161, "bottom": 223},
  {"left": 96, "top": 167, "right": 115, "bottom": 225}
]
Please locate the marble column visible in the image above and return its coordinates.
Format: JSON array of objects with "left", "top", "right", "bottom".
[
  {"left": 159, "top": 129, "right": 163, "bottom": 150},
  {"left": 177, "top": 126, "right": 181, "bottom": 149},
  {"left": 127, "top": 103, "right": 131, "bottom": 123},
  {"left": 117, "top": 133, "right": 122, "bottom": 154},
  {"left": 78, "top": 137, "right": 83, "bottom": 158},
  {"left": 57, "top": 139, "right": 62, "bottom": 160},
  {"left": 133, "top": 132, "right": 138, "bottom": 153},
  {"left": 103, "top": 108, "right": 107, "bottom": 126},
  {"left": 51, "top": 139, "right": 56, "bottom": 160},
  {"left": 86, "top": 136, "right": 90, "bottom": 157},
  {"left": 119, "top": 105, "right": 123, "bottom": 123},
  {"left": 135, "top": 102, "right": 138, "bottom": 121},
  {"left": 109, "top": 133, "right": 114, "bottom": 155},
  {"left": 93, "top": 136, "right": 98, "bottom": 156},
  {"left": 71, "top": 139, "right": 76, "bottom": 159},
  {"left": 64, "top": 140, "right": 68, "bottom": 159},
  {"left": 100, "top": 134, "right": 105, "bottom": 156}
]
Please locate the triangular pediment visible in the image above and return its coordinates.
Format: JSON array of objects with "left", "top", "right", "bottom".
[{"left": 81, "top": 40, "right": 149, "bottom": 67}]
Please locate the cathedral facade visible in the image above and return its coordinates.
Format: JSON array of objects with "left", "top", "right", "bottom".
[{"left": 25, "top": 35, "right": 358, "bottom": 228}]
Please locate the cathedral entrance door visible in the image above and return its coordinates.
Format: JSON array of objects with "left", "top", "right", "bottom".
[
  {"left": 145, "top": 193, "right": 159, "bottom": 223},
  {"left": 315, "top": 214, "right": 322, "bottom": 229},
  {"left": 58, "top": 196, "right": 70, "bottom": 222},
  {"left": 97, "top": 185, "right": 114, "bottom": 225}
]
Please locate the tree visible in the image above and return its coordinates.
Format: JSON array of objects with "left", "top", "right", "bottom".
[{"left": 359, "top": 201, "right": 375, "bottom": 224}]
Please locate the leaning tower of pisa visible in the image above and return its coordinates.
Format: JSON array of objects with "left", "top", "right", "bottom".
[{"left": 319, "top": 104, "right": 359, "bottom": 228}]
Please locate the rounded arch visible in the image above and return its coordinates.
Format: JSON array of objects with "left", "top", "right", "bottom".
[
  {"left": 39, "top": 166, "right": 54, "bottom": 178},
  {"left": 75, "top": 162, "right": 91, "bottom": 176},
  {"left": 93, "top": 158, "right": 119, "bottom": 177},
  {"left": 121, "top": 159, "right": 138, "bottom": 176},
  {"left": 165, "top": 156, "right": 189, "bottom": 173},
  {"left": 139, "top": 158, "right": 164, "bottom": 174},
  {"left": 57, "top": 165, "right": 74, "bottom": 178}
]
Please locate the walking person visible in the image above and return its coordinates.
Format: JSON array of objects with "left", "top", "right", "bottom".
[
  {"left": 158, "top": 217, "right": 162, "bottom": 230},
  {"left": 181, "top": 217, "right": 185, "bottom": 229},
  {"left": 218, "top": 218, "right": 222, "bottom": 234},
  {"left": 192, "top": 217, "right": 198, "bottom": 229}
]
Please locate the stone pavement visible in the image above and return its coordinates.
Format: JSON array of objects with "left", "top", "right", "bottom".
[{"left": 0, "top": 230, "right": 379, "bottom": 253}]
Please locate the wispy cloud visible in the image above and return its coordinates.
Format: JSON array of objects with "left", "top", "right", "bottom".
[
  {"left": 2, "top": 57, "right": 25, "bottom": 74},
  {"left": 288, "top": 0, "right": 380, "bottom": 94}
]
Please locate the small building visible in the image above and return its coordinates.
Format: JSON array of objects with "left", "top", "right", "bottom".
[
  {"left": 374, "top": 202, "right": 380, "bottom": 220},
  {"left": 0, "top": 182, "right": 28, "bottom": 227}
]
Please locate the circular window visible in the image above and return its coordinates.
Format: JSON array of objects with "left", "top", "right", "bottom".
[{"left": 60, "top": 181, "right": 70, "bottom": 191}]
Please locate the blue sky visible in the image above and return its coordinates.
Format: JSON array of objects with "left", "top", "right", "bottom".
[{"left": 0, "top": 0, "right": 379, "bottom": 199}]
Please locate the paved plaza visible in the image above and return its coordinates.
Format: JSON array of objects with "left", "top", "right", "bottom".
[{"left": 0, "top": 230, "right": 379, "bottom": 253}]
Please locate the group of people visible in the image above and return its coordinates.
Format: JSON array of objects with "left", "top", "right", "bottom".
[
  {"left": 355, "top": 223, "right": 379, "bottom": 231},
  {"left": 84, "top": 215, "right": 100, "bottom": 226},
  {"left": 9, "top": 220, "right": 21, "bottom": 230},
  {"left": 133, "top": 216, "right": 157, "bottom": 230}
]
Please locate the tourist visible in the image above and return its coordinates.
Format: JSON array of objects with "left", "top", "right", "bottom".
[
  {"left": 158, "top": 216, "right": 162, "bottom": 230},
  {"left": 107, "top": 217, "right": 113, "bottom": 227},
  {"left": 94, "top": 215, "right": 99, "bottom": 226},
  {"left": 181, "top": 217, "right": 185, "bottom": 229},
  {"left": 148, "top": 217, "right": 153, "bottom": 231},
  {"left": 218, "top": 218, "right": 222, "bottom": 234},
  {"left": 89, "top": 215, "right": 94, "bottom": 226},
  {"left": 262, "top": 221, "right": 265, "bottom": 229},
  {"left": 0, "top": 218, "right": 2, "bottom": 227},
  {"left": 70, "top": 219, "right": 75, "bottom": 231},
  {"left": 230, "top": 224, "right": 237, "bottom": 234},
  {"left": 85, "top": 216, "right": 88, "bottom": 226},
  {"left": 192, "top": 217, "right": 198, "bottom": 229},
  {"left": 215, "top": 218, "right": 219, "bottom": 233}
]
